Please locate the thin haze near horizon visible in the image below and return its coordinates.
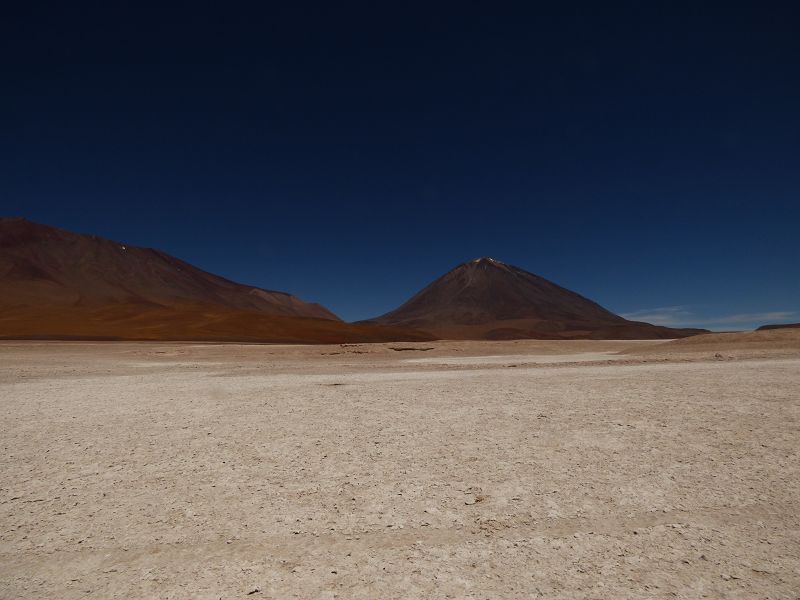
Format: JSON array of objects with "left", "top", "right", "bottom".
[{"left": 2, "top": 3, "right": 798, "bottom": 329}]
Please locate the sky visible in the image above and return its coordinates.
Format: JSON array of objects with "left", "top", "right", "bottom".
[{"left": 2, "top": 2, "right": 799, "bottom": 328}]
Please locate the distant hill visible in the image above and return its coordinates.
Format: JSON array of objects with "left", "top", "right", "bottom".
[
  {"left": 0, "top": 218, "right": 431, "bottom": 343},
  {"left": 360, "top": 257, "right": 706, "bottom": 340},
  {"left": 757, "top": 323, "right": 800, "bottom": 331},
  {"left": 625, "top": 328, "right": 800, "bottom": 355}
]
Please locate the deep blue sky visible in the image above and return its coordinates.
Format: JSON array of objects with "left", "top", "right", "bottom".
[{"left": 2, "top": 2, "right": 798, "bottom": 328}]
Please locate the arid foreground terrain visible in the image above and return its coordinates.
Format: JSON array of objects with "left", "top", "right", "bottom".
[{"left": 1, "top": 331, "right": 799, "bottom": 599}]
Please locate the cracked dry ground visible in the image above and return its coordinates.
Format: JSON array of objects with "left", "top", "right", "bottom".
[{"left": 1, "top": 340, "right": 798, "bottom": 599}]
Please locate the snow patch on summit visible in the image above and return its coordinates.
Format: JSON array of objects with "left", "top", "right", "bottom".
[{"left": 472, "top": 257, "right": 499, "bottom": 264}]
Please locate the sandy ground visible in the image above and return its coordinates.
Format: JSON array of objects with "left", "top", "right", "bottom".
[{"left": 1, "top": 338, "right": 799, "bottom": 599}]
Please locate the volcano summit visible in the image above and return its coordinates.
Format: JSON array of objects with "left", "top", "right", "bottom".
[{"left": 362, "top": 257, "right": 705, "bottom": 340}]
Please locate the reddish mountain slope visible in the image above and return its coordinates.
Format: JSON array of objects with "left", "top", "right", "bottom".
[
  {"left": 0, "top": 217, "right": 335, "bottom": 318},
  {"left": 361, "top": 257, "right": 706, "bottom": 340},
  {"left": 0, "top": 218, "right": 431, "bottom": 343}
]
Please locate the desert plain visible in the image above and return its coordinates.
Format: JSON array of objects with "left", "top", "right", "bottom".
[{"left": 1, "top": 331, "right": 799, "bottom": 599}]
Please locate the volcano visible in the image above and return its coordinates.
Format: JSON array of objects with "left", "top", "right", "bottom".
[
  {"left": 0, "top": 218, "right": 430, "bottom": 343},
  {"left": 361, "top": 257, "right": 705, "bottom": 340}
]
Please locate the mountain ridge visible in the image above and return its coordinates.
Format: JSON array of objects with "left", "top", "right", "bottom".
[
  {"left": 0, "top": 217, "right": 336, "bottom": 319},
  {"left": 1, "top": 221, "right": 708, "bottom": 342},
  {"left": 0, "top": 217, "right": 432, "bottom": 343}
]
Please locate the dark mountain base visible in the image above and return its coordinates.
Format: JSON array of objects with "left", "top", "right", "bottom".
[
  {"left": 398, "top": 318, "right": 704, "bottom": 341},
  {"left": 0, "top": 304, "right": 434, "bottom": 344}
]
